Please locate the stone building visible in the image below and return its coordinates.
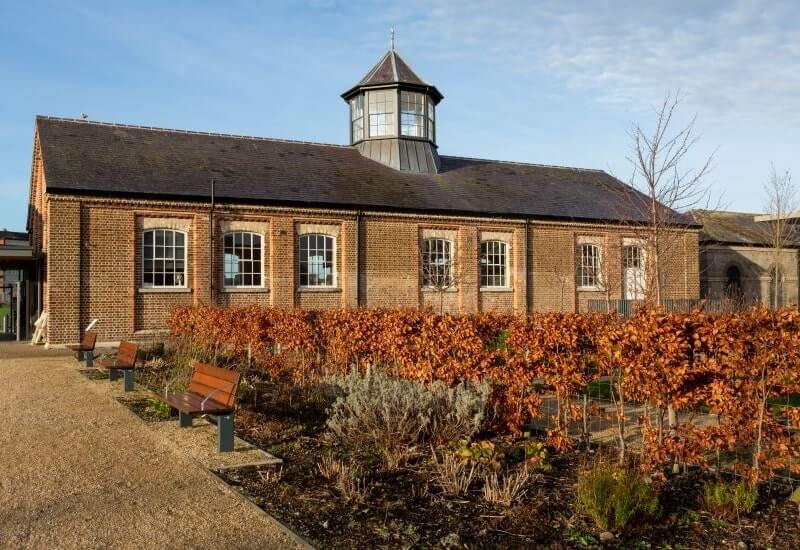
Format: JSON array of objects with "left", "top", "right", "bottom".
[
  {"left": 26, "top": 47, "right": 700, "bottom": 345},
  {"left": 691, "top": 210, "right": 799, "bottom": 307}
]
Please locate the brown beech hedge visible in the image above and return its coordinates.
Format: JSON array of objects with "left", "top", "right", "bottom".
[{"left": 169, "top": 305, "right": 800, "bottom": 480}]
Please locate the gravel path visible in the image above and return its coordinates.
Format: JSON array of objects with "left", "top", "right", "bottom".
[{"left": 0, "top": 351, "right": 305, "bottom": 549}]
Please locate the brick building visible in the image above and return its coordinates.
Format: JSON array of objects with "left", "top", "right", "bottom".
[{"left": 27, "top": 48, "right": 700, "bottom": 346}]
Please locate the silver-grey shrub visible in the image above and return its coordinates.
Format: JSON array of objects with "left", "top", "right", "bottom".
[
  {"left": 325, "top": 367, "right": 489, "bottom": 469},
  {"left": 427, "top": 379, "right": 490, "bottom": 447}
]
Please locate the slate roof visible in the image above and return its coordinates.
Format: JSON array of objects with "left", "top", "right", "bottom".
[
  {"left": 0, "top": 229, "right": 28, "bottom": 241},
  {"left": 690, "top": 210, "right": 800, "bottom": 247},
  {"left": 341, "top": 50, "right": 443, "bottom": 102},
  {"left": 35, "top": 116, "right": 686, "bottom": 225}
]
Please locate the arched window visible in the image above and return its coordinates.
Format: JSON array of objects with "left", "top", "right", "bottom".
[
  {"left": 421, "top": 238, "right": 453, "bottom": 288},
  {"left": 299, "top": 234, "right": 335, "bottom": 287},
  {"left": 223, "top": 232, "right": 262, "bottom": 287},
  {"left": 142, "top": 229, "right": 186, "bottom": 288},
  {"left": 480, "top": 240, "right": 508, "bottom": 288}
]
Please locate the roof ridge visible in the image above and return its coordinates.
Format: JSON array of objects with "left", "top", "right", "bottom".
[
  {"left": 35, "top": 115, "right": 352, "bottom": 149},
  {"left": 440, "top": 154, "right": 607, "bottom": 174},
  {"left": 390, "top": 50, "right": 398, "bottom": 81}
]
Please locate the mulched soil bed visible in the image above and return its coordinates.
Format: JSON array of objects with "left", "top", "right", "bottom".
[
  {"left": 120, "top": 363, "right": 799, "bottom": 548},
  {"left": 214, "top": 387, "right": 800, "bottom": 549}
]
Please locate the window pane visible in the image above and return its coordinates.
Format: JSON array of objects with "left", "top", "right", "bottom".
[
  {"left": 480, "top": 241, "right": 507, "bottom": 287},
  {"left": 142, "top": 229, "right": 187, "bottom": 287}
]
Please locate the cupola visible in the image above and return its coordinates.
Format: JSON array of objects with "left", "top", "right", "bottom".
[{"left": 341, "top": 35, "right": 443, "bottom": 174}]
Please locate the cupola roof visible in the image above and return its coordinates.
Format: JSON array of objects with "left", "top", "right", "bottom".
[{"left": 341, "top": 49, "right": 443, "bottom": 103}]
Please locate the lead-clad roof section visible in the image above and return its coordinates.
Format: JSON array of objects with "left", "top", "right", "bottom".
[
  {"left": 36, "top": 116, "right": 688, "bottom": 225},
  {"left": 342, "top": 50, "right": 443, "bottom": 103}
]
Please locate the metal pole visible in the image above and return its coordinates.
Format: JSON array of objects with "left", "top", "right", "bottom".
[
  {"left": 15, "top": 281, "right": 21, "bottom": 342},
  {"left": 209, "top": 178, "right": 215, "bottom": 304}
]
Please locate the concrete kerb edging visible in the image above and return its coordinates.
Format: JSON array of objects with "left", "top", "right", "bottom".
[{"left": 75, "top": 361, "right": 316, "bottom": 550}]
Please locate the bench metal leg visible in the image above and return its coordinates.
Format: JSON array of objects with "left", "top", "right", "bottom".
[
  {"left": 178, "top": 411, "right": 193, "bottom": 428},
  {"left": 85, "top": 352, "right": 93, "bottom": 368},
  {"left": 109, "top": 368, "right": 119, "bottom": 381},
  {"left": 217, "top": 414, "right": 234, "bottom": 452},
  {"left": 123, "top": 369, "right": 134, "bottom": 392}
]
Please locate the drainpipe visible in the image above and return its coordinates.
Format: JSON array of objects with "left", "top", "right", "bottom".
[
  {"left": 524, "top": 218, "right": 530, "bottom": 314},
  {"left": 209, "top": 178, "right": 215, "bottom": 304},
  {"left": 355, "top": 209, "right": 363, "bottom": 307}
]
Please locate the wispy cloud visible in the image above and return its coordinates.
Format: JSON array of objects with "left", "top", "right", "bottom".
[{"left": 379, "top": 0, "right": 800, "bottom": 120}]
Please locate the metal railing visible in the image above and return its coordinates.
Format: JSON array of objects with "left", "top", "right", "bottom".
[{"left": 586, "top": 298, "right": 767, "bottom": 317}]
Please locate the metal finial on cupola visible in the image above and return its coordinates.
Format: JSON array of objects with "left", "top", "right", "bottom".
[{"left": 390, "top": 27, "right": 395, "bottom": 51}]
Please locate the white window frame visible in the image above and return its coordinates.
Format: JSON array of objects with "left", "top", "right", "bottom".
[
  {"left": 577, "top": 240, "right": 603, "bottom": 291},
  {"left": 400, "top": 90, "right": 425, "bottom": 137},
  {"left": 298, "top": 233, "right": 337, "bottom": 289},
  {"left": 141, "top": 228, "right": 187, "bottom": 289},
  {"left": 350, "top": 94, "right": 364, "bottom": 143},
  {"left": 421, "top": 237, "right": 454, "bottom": 289},
  {"left": 222, "top": 231, "right": 264, "bottom": 289},
  {"left": 367, "top": 89, "right": 396, "bottom": 138},
  {"left": 480, "top": 240, "right": 510, "bottom": 289},
  {"left": 426, "top": 98, "right": 435, "bottom": 142}
]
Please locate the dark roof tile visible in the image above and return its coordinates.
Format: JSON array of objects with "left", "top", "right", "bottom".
[{"left": 36, "top": 116, "right": 679, "bottom": 224}]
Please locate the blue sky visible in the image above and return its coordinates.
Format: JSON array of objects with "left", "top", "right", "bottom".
[{"left": 1, "top": 0, "right": 798, "bottom": 231}]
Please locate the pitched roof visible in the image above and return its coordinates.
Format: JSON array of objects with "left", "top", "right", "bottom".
[
  {"left": 0, "top": 229, "right": 28, "bottom": 241},
  {"left": 342, "top": 50, "right": 443, "bottom": 102},
  {"left": 35, "top": 116, "right": 683, "bottom": 225},
  {"left": 690, "top": 209, "right": 800, "bottom": 246}
]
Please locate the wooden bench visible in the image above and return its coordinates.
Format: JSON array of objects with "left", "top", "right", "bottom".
[
  {"left": 164, "top": 363, "right": 241, "bottom": 452},
  {"left": 67, "top": 331, "right": 97, "bottom": 367},
  {"left": 97, "top": 341, "right": 139, "bottom": 392}
]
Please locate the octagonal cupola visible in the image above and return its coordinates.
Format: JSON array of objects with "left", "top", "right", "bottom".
[{"left": 342, "top": 40, "right": 443, "bottom": 174}]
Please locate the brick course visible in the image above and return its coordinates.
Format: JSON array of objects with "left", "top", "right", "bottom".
[{"left": 35, "top": 194, "right": 700, "bottom": 345}]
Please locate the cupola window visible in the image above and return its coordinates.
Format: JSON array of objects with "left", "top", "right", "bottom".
[
  {"left": 350, "top": 95, "right": 364, "bottom": 142},
  {"left": 427, "top": 101, "right": 435, "bottom": 142},
  {"left": 368, "top": 90, "right": 396, "bottom": 137},
  {"left": 400, "top": 91, "right": 425, "bottom": 137}
]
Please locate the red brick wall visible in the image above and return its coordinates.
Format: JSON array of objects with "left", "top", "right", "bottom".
[{"left": 42, "top": 195, "right": 700, "bottom": 344}]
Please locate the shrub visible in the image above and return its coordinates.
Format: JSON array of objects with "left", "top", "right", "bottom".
[
  {"left": 325, "top": 368, "right": 434, "bottom": 468},
  {"left": 316, "top": 455, "right": 369, "bottom": 502},
  {"left": 482, "top": 466, "right": 532, "bottom": 506},
  {"left": 325, "top": 368, "right": 489, "bottom": 469},
  {"left": 427, "top": 380, "right": 490, "bottom": 446},
  {"left": 576, "top": 462, "right": 658, "bottom": 531},
  {"left": 144, "top": 397, "right": 171, "bottom": 419},
  {"left": 431, "top": 452, "right": 478, "bottom": 497},
  {"left": 702, "top": 480, "right": 757, "bottom": 521}
]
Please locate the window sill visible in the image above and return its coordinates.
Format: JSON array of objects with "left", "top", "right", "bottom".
[
  {"left": 421, "top": 287, "right": 458, "bottom": 293},
  {"left": 138, "top": 287, "right": 192, "bottom": 294},
  {"left": 480, "top": 287, "right": 513, "bottom": 293},
  {"left": 577, "top": 286, "right": 605, "bottom": 292},
  {"left": 221, "top": 287, "right": 270, "bottom": 294},
  {"left": 298, "top": 287, "right": 341, "bottom": 293}
]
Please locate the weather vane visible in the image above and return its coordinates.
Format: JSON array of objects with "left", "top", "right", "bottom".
[{"left": 390, "top": 27, "right": 395, "bottom": 51}]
